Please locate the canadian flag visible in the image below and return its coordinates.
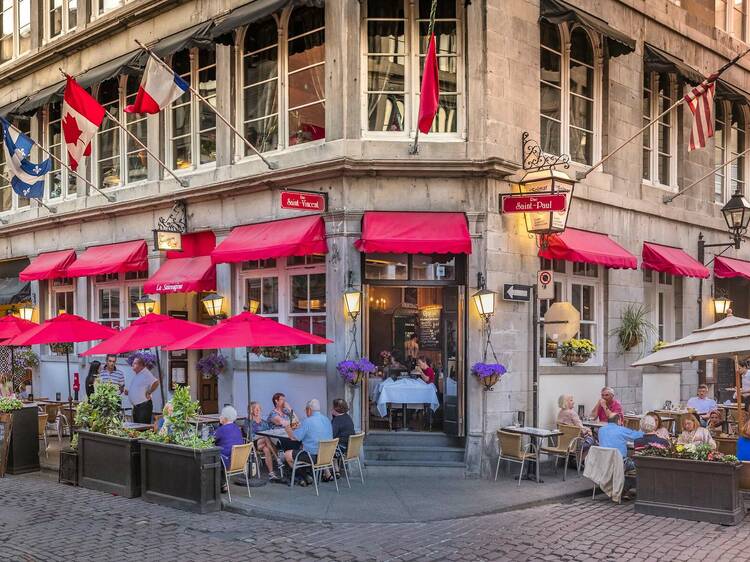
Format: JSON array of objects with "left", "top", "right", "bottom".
[{"left": 62, "top": 76, "right": 105, "bottom": 171}]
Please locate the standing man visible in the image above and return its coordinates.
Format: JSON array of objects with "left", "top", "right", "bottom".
[
  {"left": 125, "top": 356, "right": 159, "bottom": 424},
  {"left": 590, "top": 387, "right": 623, "bottom": 422},
  {"left": 98, "top": 354, "right": 125, "bottom": 407}
]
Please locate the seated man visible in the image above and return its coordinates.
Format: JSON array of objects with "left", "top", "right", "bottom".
[
  {"left": 687, "top": 384, "right": 717, "bottom": 424},
  {"left": 597, "top": 413, "right": 643, "bottom": 472},
  {"left": 213, "top": 405, "right": 245, "bottom": 492},
  {"left": 283, "top": 398, "right": 333, "bottom": 486},
  {"left": 634, "top": 414, "right": 670, "bottom": 450},
  {"left": 590, "top": 387, "right": 623, "bottom": 422}
]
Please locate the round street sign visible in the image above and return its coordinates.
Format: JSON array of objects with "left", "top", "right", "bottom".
[{"left": 538, "top": 270, "right": 552, "bottom": 286}]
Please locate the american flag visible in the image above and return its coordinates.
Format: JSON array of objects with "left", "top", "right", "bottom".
[{"left": 684, "top": 74, "right": 718, "bottom": 152}]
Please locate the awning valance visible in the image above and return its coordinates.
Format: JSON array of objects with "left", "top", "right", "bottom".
[
  {"left": 641, "top": 242, "right": 709, "bottom": 279},
  {"left": 66, "top": 240, "right": 148, "bottom": 277},
  {"left": 540, "top": 0, "right": 635, "bottom": 58},
  {"left": 539, "top": 228, "right": 637, "bottom": 269},
  {"left": 0, "top": 96, "right": 29, "bottom": 119},
  {"left": 145, "top": 232, "right": 216, "bottom": 294},
  {"left": 152, "top": 21, "right": 216, "bottom": 57},
  {"left": 714, "top": 255, "right": 750, "bottom": 280},
  {"left": 211, "top": 215, "right": 327, "bottom": 264},
  {"left": 20, "top": 250, "right": 77, "bottom": 281},
  {"left": 644, "top": 44, "right": 704, "bottom": 86},
  {"left": 354, "top": 211, "right": 472, "bottom": 255},
  {"left": 212, "top": 0, "right": 324, "bottom": 44},
  {"left": 716, "top": 79, "right": 750, "bottom": 103}
]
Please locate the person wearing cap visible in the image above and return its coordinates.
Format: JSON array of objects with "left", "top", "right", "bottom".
[
  {"left": 214, "top": 405, "right": 244, "bottom": 492},
  {"left": 331, "top": 398, "right": 355, "bottom": 452},
  {"left": 284, "top": 398, "right": 333, "bottom": 486}
]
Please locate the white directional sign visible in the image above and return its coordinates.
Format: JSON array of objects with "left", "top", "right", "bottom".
[
  {"left": 537, "top": 270, "right": 554, "bottom": 300},
  {"left": 503, "top": 284, "right": 531, "bottom": 302}
]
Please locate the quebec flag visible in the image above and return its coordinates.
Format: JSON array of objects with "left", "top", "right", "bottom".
[{"left": 1, "top": 117, "right": 50, "bottom": 200}]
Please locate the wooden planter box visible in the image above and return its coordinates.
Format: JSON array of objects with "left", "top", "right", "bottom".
[
  {"left": 140, "top": 440, "right": 222, "bottom": 514},
  {"left": 78, "top": 430, "right": 141, "bottom": 498},
  {"left": 7, "top": 405, "right": 39, "bottom": 475},
  {"left": 635, "top": 456, "right": 744, "bottom": 525},
  {"left": 59, "top": 448, "right": 78, "bottom": 486}
]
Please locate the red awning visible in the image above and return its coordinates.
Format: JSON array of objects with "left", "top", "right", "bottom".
[
  {"left": 354, "top": 211, "right": 472, "bottom": 254},
  {"left": 145, "top": 232, "right": 216, "bottom": 294},
  {"left": 641, "top": 242, "right": 709, "bottom": 279},
  {"left": 66, "top": 240, "right": 148, "bottom": 277},
  {"left": 714, "top": 256, "right": 750, "bottom": 279},
  {"left": 211, "top": 215, "right": 327, "bottom": 264},
  {"left": 539, "top": 228, "right": 637, "bottom": 269},
  {"left": 19, "top": 250, "right": 77, "bottom": 281}
]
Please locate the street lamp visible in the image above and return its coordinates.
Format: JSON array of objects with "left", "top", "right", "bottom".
[
  {"left": 721, "top": 189, "right": 750, "bottom": 248},
  {"left": 247, "top": 298, "right": 260, "bottom": 314},
  {"left": 135, "top": 295, "right": 156, "bottom": 318},
  {"left": 713, "top": 293, "right": 732, "bottom": 316},
  {"left": 517, "top": 168, "right": 575, "bottom": 239},
  {"left": 18, "top": 303, "right": 34, "bottom": 321},
  {"left": 201, "top": 293, "right": 225, "bottom": 319},
  {"left": 343, "top": 271, "right": 362, "bottom": 321},
  {"left": 472, "top": 273, "right": 496, "bottom": 320}
]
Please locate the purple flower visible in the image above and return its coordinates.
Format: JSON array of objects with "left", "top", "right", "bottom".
[
  {"left": 337, "top": 358, "right": 377, "bottom": 382},
  {"left": 470, "top": 362, "right": 507, "bottom": 379},
  {"left": 127, "top": 351, "right": 158, "bottom": 369},
  {"left": 197, "top": 353, "right": 228, "bottom": 377}
]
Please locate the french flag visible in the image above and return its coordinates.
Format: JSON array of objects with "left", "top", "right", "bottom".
[{"left": 125, "top": 58, "right": 189, "bottom": 114}]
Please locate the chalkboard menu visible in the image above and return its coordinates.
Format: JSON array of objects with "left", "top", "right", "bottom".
[
  {"left": 418, "top": 306, "right": 442, "bottom": 351},
  {"left": 0, "top": 414, "right": 12, "bottom": 478}
]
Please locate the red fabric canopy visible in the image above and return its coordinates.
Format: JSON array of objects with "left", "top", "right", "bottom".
[
  {"left": 714, "top": 256, "right": 750, "bottom": 280},
  {"left": 143, "top": 256, "right": 215, "bottom": 294},
  {"left": 20, "top": 250, "right": 77, "bottom": 281},
  {"left": 82, "top": 313, "right": 206, "bottom": 355},
  {"left": 66, "top": 240, "right": 148, "bottom": 277},
  {"left": 164, "top": 311, "right": 331, "bottom": 350},
  {"left": 641, "top": 242, "right": 709, "bottom": 279},
  {"left": 354, "top": 211, "right": 472, "bottom": 254},
  {"left": 8, "top": 313, "right": 116, "bottom": 345},
  {"left": 0, "top": 315, "right": 38, "bottom": 343},
  {"left": 211, "top": 215, "right": 327, "bottom": 264},
  {"left": 538, "top": 228, "right": 637, "bottom": 269},
  {"left": 167, "top": 231, "right": 216, "bottom": 259}
]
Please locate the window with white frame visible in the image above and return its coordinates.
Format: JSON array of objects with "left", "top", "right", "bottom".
[
  {"left": 49, "top": 277, "right": 74, "bottom": 317},
  {"left": 45, "top": 0, "right": 77, "bottom": 40},
  {"left": 716, "top": 0, "right": 748, "bottom": 40},
  {"left": 540, "top": 21, "right": 600, "bottom": 165},
  {"left": 97, "top": 0, "right": 124, "bottom": 16},
  {"left": 363, "top": 0, "right": 460, "bottom": 135},
  {"left": 538, "top": 258, "right": 602, "bottom": 364},
  {"left": 96, "top": 78, "right": 120, "bottom": 188},
  {"left": 643, "top": 269, "right": 675, "bottom": 346},
  {"left": 45, "top": 102, "right": 76, "bottom": 200},
  {"left": 642, "top": 71, "right": 677, "bottom": 187},
  {"left": 715, "top": 100, "right": 746, "bottom": 203},
  {"left": 239, "top": 255, "right": 326, "bottom": 354},
  {"left": 93, "top": 270, "right": 146, "bottom": 330},
  {"left": 168, "top": 49, "right": 216, "bottom": 170},
  {"left": 0, "top": 0, "right": 31, "bottom": 64},
  {"left": 0, "top": 116, "right": 32, "bottom": 211},
  {"left": 124, "top": 75, "right": 147, "bottom": 183}
]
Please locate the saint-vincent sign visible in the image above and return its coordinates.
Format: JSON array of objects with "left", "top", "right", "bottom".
[
  {"left": 280, "top": 190, "right": 327, "bottom": 212},
  {"left": 501, "top": 194, "right": 567, "bottom": 214}
]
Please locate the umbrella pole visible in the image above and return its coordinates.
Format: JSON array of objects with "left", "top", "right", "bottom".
[
  {"left": 154, "top": 347, "right": 166, "bottom": 409},
  {"left": 246, "top": 348, "right": 251, "bottom": 407},
  {"left": 737, "top": 354, "right": 744, "bottom": 434},
  {"left": 66, "top": 351, "right": 73, "bottom": 433}
]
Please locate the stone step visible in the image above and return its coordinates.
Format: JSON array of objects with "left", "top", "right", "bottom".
[
  {"left": 365, "top": 445, "right": 465, "bottom": 463},
  {"left": 364, "top": 459, "right": 466, "bottom": 471},
  {"left": 365, "top": 431, "right": 464, "bottom": 449}
]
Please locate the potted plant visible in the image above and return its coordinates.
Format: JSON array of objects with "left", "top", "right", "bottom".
[
  {"left": 470, "top": 362, "right": 507, "bottom": 391},
  {"left": 197, "top": 352, "right": 228, "bottom": 380},
  {"left": 251, "top": 346, "right": 299, "bottom": 362},
  {"left": 50, "top": 342, "right": 73, "bottom": 355},
  {"left": 0, "top": 396, "right": 39, "bottom": 474},
  {"left": 557, "top": 338, "right": 596, "bottom": 365},
  {"left": 634, "top": 442, "right": 742, "bottom": 525},
  {"left": 337, "top": 358, "right": 377, "bottom": 386},
  {"left": 651, "top": 340, "right": 668, "bottom": 353},
  {"left": 74, "top": 382, "right": 141, "bottom": 498},
  {"left": 610, "top": 303, "right": 654, "bottom": 353},
  {"left": 139, "top": 386, "right": 221, "bottom": 513}
]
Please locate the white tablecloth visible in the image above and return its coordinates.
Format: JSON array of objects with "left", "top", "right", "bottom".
[{"left": 376, "top": 378, "right": 439, "bottom": 417}]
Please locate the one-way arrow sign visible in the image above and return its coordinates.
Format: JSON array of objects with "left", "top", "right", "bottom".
[{"left": 503, "top": 284, "right": 531, "bottom": 302}]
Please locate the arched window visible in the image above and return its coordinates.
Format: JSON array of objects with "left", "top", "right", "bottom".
[
  {"left": 242, "top": 16, "right": 279, "bottom": 154},
  {"left": 642, "top": 72, "right": 676, "bottom": 187},
  {"left": 124, "top": 75, "right": 147, "bottom": 183},
  {"left": 96, "top": 78, "right": 121, "bottom": 188},
  {"left": 45, "top": 101, "right": 75, "bottom": 199},
  {"left": 539, "top": 23, "right": 599, "bottom": 165},
  {"left": 715, "top": 100, "right": 748, "bottom": 202}
]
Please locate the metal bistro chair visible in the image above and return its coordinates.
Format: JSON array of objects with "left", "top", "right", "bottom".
[
  {"left": 337, "top": 433, "right": 366, "bottom": 487},
  {"left": 221, "top": 443, "right": 254, "bottom": 503},
  {"left": 291, "top": 438, "right": 340, "bottom": 496},
  {"left": 38, "top": 413, "right": 49, "bottom": 458},
  {"left": 494, "top": 430, "right": 536, "bottom": 486},
  {"left": 540, "top": 424, "right": 581, "bottom": 481}
]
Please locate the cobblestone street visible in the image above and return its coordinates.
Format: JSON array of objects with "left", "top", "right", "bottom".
[{"left": 2, "top": 473, "right": 750, "bottom": 562}]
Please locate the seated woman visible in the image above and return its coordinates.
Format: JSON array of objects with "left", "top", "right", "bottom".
[
  {"left": 634, "top": 414, "right": 670, "bottom": 450},
  {"left": 331, "top": 398, "right": 355, "bottom": 452},
  {"left": 267, "top": 392, "right": 300, "bottom": 429},
  {"left": 246, "top": 401, "right": 281, "bottom": 481},
  {"left": 213, "top": 405, "right": 245, "bottom": 492},
  {"left": 706, "top": 409, "right": 725, "bottom": 435},
  {"left": 556, "top": 395, "right": 595, "bottom": 460},
  {"left": 416, "top": 357, "right": 435, "bottom": 385},
  {"left": 645, "top": 411, "right": 671, "bottom": 440},
  {"left": 677, "top": 414, "right": 716, "bottom": 449}
]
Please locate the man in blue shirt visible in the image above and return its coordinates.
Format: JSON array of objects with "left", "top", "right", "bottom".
[
  {"left": 284, "top": 398, "right": 333, "bottom": 485},
  {"left": 597, "top": 413, "right": 643, "bottom": 471}
]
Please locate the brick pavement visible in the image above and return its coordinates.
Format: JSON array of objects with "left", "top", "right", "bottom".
[{"left": 3, "top": 473, "right": 750, "bottom": 561}]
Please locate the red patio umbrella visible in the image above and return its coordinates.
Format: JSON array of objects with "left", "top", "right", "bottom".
[
  {"left": 81, "top": 313, "right": 206, "bottom": 405},
  {"left": 9, "top": 314, "right": 117, "bottom": 418},
  {"left": 0, "top": 315, "right": 39, "bottom": 395},
  {"left": 165, "top": 311, "right": 332, "bottom": 405}
]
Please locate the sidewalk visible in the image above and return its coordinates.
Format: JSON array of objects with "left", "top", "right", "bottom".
[{"left": 222, "top": 464, "right": 593, "bottom": 523}]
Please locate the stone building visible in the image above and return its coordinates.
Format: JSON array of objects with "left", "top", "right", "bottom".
[{"left": 0, "top": 0, "right": 749, "bottom": 477}]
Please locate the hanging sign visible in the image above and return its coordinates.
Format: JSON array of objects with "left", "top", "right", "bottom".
[
  {"left": 501, "top": 194, "right": 567, "bottom": 214},
  {"left": 280, "top": 190, "right": 327, "bottom": 212},
  {"left": 537, "top": 270, "right": 554, "bottom": 300}
]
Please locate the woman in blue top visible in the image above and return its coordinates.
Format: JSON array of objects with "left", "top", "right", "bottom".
[
  {"left": 246, "top": 401, "right": 281, "bottom": 481},
  {"left": 213, "top": 405, "right": 245, "bottom": 492},
  {"left": 738, "top": 419, "right": 750, "bottom": 461}
]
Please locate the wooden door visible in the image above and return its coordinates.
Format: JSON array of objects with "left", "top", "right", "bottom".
[{"left": 199, "top": 376, "right": 218, "bottom": 414}]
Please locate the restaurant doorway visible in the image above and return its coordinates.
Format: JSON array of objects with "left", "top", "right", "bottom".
[{"left": 363, "top": 254, "right": 465, "bottom": 435}]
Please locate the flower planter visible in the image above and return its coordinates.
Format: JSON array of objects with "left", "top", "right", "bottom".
[
  {"left": 77, "top": 430, "right": 141, "bottom": 498},
  {"left": 140, "top": 440, "right": 222, "bottom": 514},
  {"left": 634, "top": 456, "right": 744, "bottom": 525},
  {"left": 58, "top": 447, "right": 78, "bottom": 486},
  {"left": 6, "top": 405, "right": 39, "bottom": 475},
  {"left": 479, "top": 374, "right": 500, "bottom": 390},
  {"left": 559, "top": 353, "right": 590, "bottom": 366}
]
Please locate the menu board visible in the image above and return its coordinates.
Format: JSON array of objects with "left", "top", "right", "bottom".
[
  {"left": 418, "top": 306, "right": 442, "bottom": 351},
  {"left": 0, "top": 414, "right": 12, "bottom": 478}
]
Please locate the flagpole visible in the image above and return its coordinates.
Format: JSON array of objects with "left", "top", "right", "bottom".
[
  {"left": 0, "top": 172, "right": 56, "bottom": 213},
  {"left": 578, "top": 46, "right": 750, "bottom": 181},
  {"left": 409, "top": 0, "right": 438, "bottom": 155},
  {"left": 134, "top": 39, "right": 278, "bottom": 171}
]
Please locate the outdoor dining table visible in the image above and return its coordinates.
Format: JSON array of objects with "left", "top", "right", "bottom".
[
  {"left": 255, "top": 428, "right": 299, "bottom": 450},
  {"left": 501, "top": 426, "right": 562, "bottom": 483},
  {"left": 375, "top": 378, "right": 439, "bottom": 431}
]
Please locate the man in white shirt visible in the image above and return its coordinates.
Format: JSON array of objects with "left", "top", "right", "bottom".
[
  {"left": 125, "top": 356, "right": 159, "bottom": 424},
  {"left": 686, "top": 384, "right": 717, "bottom": 423}
]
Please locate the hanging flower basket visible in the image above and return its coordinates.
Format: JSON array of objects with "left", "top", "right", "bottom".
[
  {"left": 557, "top": 338, "right": 595, "bottom": 366},
  {"left": 126, "top": 350, "right": 158, "bottom": 370},
  {"left": 197, "top": 352, "right": 227, "bottom": 379},
  {"left": 470, "top": 362, "right": 507, "bottom": 391},
  {"left": 251, "top": 346, "right": 299, "bottom": 362},
  {"left": 336, "top": 358, "right": 377, "bottom": 387},
  {"left": 50, "top": 342, "right": 74, "bottom": 355}
]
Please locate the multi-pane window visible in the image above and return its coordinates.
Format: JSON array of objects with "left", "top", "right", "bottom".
[
  {"left": 642, "top": 72, "right": 676, "bottom": 187},
  {"left": 540, "top": 22, "right": 599, "bottom": 165},
  {"left": 98, "top": 0, "right": 122, "bottom": 16},
  {"left": 364, "top": 0, "right": 460, "bottom": 135},
  {"left": 96, "top": 79, "right": 120, "bottom": 188},
  {"left": 290, "top": 272, "right": 326, "bottom": 353},
  {"left": 50, "top": 277, "right": 74, "bottom": 317},
  {"left": 715, "top": 101, "right": 747, "bottom": 203},
  {"left": 0, "top": 116, "right": 31, "bottom": 210},
  {"left": 46, "top": 102, "right": 75, "bottom": 200},
  {"left": 716, "top": 0, "right": 748, "bottom": 39},
  {"left": 0, "top": 0, "right": 31, "bottom": 64},
  {"left": 168, "top": 49, "right": 216, "bottom": 169},
  {"left": 643, "top": 269, "right": 675, "bottom": 345},
  {"left": 288, "top": 6, "right": 325, "bottom": 146},
  {"left": 94, "top": 270, "right": 146, "bottom": 329},
  {"left": 124, "top": 75, "right": 147, "bottom": 183},
  {"left": 46, "top": 0, "right": 77, "bottom": 40}
]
